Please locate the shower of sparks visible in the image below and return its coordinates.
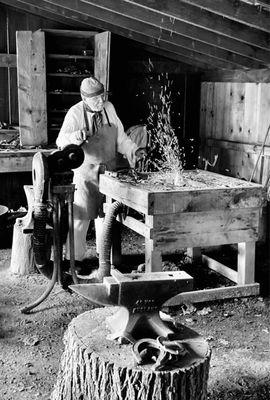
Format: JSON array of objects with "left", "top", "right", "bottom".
[{"left": 143, "top": 62, "right": 185, "bottom": 186}]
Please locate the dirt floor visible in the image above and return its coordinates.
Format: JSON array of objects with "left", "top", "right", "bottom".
[{"left": 0, "top": 227, "right": 269, "bottom": 400}]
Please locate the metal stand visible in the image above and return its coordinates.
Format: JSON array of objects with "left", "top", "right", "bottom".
[{"left": 21, "top": 184, "right": 77, "bottom": 314}]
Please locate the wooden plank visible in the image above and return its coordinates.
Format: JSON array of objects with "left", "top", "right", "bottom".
[
  {"left": 16, "top": 31, "right": 32, "bottom": 146},
  {"left": 151, "top": 186, "right": 265, "bottom": 214},
  {"left": 123, "top": 0, "right": 270, "bottom": 51},
  {"left": 202, "top": 69, "right": 270, "bottom": 83},
  {"left": 205, "top": 82, "right": 214, "bottom": 138},
  {"left": 16, "top": 31, "right": 47, "bottom": 146},
  {"left": 94, "top": 31, "right": 111, "bottom": 97},
  {"left": 145, "top": 238, "right": 162, "bottom": 272},
  {"left": 10, "top": 68, "right": 18, "bottom": 124},
  {"left": 179, "top": 0, "right": 270, "bottom": 32},
  {"left": 199, "top": 82, "right": 207, "bottom": 140},
  {"left": 243, "top": 83, "right": 260, "bottom": 143},
  {"left": 42, "top": 29, "right": 98, "bottom": 37},
  {"left": 206, "top": 138, "right": 270, "bottom": 156},
  {"left": 186, "top": 247, "right": 201, "bottom": 262},
  {"left": 258, "top": 83, "right": 270, "bottom": 146},
  {"left": 0, "top": 69, "right": 9, "bottom": 123},
  {"left": 152, "top": 209, "right": 260, "bottom": 235},
  {"left": 100, "top": 174, "right": 150, "bottom": 214},
  {"left": 103, "top": 203, "right": 152, "bottom": 238},
  {"left": 0, "top": 54, "right": 17, "bottom": 67},
  {"left": 165, "top": 283, "right": 260, "bottom": 306},
  {"left": 202, "top": 254, "right": 238, "bottom": 283},
  {"left": 237, "top": 241, "right": 256, "bottom": 284},
  {"left": 31, "top": 30, "right": 47, "bottom": 144},
  {"left": 0, "top": 0, "right": 86, "bottom": 28},
  {"left": 154, "top": 228, "right": 260, "bottom": 250},
  {"left": 0, "top": 149, "right": 52, "bottom": 173}
]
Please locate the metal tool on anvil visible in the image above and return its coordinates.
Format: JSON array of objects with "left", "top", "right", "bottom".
[{"left": 70, "top": 269, "right": 193, "bottom": 343}]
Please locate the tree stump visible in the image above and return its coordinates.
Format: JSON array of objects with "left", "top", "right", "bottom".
[
  {"left": 51, "top": 307, "right": 211, "bottom": 400},
  {"left": 10, "top": 185, "right": 36, "bottom": 275}
]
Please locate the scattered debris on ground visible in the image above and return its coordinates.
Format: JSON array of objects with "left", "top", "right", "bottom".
[{"left": 0, "top": 228, "right": 269, "bottom": 400}]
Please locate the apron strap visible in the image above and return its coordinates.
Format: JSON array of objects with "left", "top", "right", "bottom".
[
  {"left": 104, "top": 108, "right": 111, "bottom": 127},
  {"left": 83, "top": 103, "right": 90, "bottom": 132}
]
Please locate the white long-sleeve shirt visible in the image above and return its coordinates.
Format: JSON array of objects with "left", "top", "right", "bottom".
[{"left": 56, "top": 100, "right": 138, "bottom": 167}]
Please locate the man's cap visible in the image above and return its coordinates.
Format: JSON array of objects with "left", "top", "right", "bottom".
[{"left": 80, "top": 76, "right": 104, "bottom": 98}]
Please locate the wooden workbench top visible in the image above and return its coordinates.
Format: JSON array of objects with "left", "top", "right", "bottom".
[{"left": 100, "top": 170, "right": 266, "bottom": 215}]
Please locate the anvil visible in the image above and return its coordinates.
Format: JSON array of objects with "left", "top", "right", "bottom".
[{"left": 71, "top": 269, "right": 193, "bottom": 342}]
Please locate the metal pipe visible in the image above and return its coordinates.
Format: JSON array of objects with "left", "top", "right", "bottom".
[{"left": 97, "top": 200, "right": 123, "bottom": 281}]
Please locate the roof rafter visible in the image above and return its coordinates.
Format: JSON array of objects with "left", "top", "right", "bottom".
[
  {"left": 0, "top": 0, "right": 86, "bottom": 28},
  {"left": 178, "top": 0, "right": 270, "bottom": 32},
  {"left": 126, "top": 0, "right": 270, "bottom": 50},
  {"left": 1, "top": 0, "right": 212, "bottom": 69},
  {"left": 41, "top": 0, "right": 265, "bottom": 68}
]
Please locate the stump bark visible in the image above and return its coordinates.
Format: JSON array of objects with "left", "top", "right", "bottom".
[
  {"left": 10, "top": 185, "right": 36, "bottom": 275},
  {"left": 51, "top": 307, "right": 211, "bottom": 400}
]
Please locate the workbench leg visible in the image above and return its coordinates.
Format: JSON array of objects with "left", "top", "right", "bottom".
[
  {"left": 145, "top": 239, "right": 162, "bottom": 272},
  {"left": 111, "top": 220, "right": 122, "bottom": 268},
  {"left": 186, "top": 247, "right": 202, "bottom": 263},
  {"left": 237, "top": 242, "right": 256, "bottom": 285}
]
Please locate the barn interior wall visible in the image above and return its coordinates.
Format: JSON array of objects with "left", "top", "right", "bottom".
[
  {"left": 200, "top": 81, "right": 270, "bottom": 185},
  {"left": 0, "top": 3, "right": 201, "bottom": 212}
]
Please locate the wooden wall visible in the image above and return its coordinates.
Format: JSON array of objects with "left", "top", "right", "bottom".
[
  {"left": 0, "top": 3, "right": 201, "bottom": 213},
  {"left": 200, "top": 80, "right": 270, "bottom": 185},
  {"left": 0, "top": 4, "right": 73, "bottom": 126}
]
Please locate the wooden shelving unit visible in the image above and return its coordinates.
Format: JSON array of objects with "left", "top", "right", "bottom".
[{"left": 16, "top": 29, "right": 111, "bottom": 147}]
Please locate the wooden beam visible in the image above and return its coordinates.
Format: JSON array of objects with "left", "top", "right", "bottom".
[
  {"left": 84, "top": 0, "right": 270, "bottom": 65},
  {"left": 179, "top": 0, "right": 270, "bottom": 32},
  {"left": 0, "top": 0, "right": 87, "bottom": 28},
  {"left": 126, "top": 0, "right": 270, "bottom": 51},
  {"left": 78, "top": 0, "right": 267, "bottom": 68},
  {"left": 205, "top": 138, "right": 270, "bottom": 156},
  {"left": 0, "top": 53, "right": 16, "bottom": 67},
  {"left": 202, "top": 254, "right": 238, "bottom": 283},
  {"left": 202, "top": 68, "right": 270, "bottom": 82},
  {"left": 0, "top": 0, "right": 205, "bottom": 68},
  {"left": 41, "top": 0, "right": 262, "bottom": 68}
]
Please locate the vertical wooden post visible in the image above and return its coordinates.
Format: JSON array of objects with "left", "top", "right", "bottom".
[
  {"left": 186, "top": 247, "right": 202, "bottom": 262},
  {"left": 145, "top": 238, "right": 162, "bottom": 273},
  {"left": 94, "top": 31, "right": 111, "bottom": 99},
  {"left": 237, "top": 241, "right": 256, "bottom": 285},
  {"left": 10, "top": 185, "right": 36, "bottom": 275},
  {"left": 144, "top": 216, "right": 162, "bottom": 272},
  {"left": 16, "top": 30, "right": 47, "bottom": 146}
]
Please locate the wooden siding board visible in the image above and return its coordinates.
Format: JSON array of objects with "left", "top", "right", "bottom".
[
  {"left": 259, "top": 83, "right": 270, "bottom": 146},
  {"left": 123, "top": 0, "right": 270, "bottom": 51},
  {"left": 0, "top": 68, "right": 9, "bottom": 123},
  {"left": 16, "top": 31, "right": 47, "bottom": 146},
  {"left": 94, "top": 31, "right": 111, "bottom": 96}
]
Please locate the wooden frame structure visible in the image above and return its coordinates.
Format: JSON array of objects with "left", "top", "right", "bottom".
[{"left": 100, "top": 170, "right": 266, "bottom": 304}]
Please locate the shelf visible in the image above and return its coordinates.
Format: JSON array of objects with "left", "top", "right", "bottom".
[
  {"left": 49, "top": 109, "right": 68, "bottom": 113},
  {"left": 49, "top": 91, "right": 80, "bottom": 95},
  {"left": 47, "top": 73, "right": 90, "bottom": 78},
  {"left": 47, "top": 54, "right": 94, "bottom": 60}
]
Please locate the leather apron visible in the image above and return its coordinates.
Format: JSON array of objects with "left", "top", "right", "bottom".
[{"left": 73, "top": 107, "right": 117, "bottom": 220}]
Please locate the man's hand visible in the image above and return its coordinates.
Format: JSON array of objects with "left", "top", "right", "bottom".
[
  {"left": 74, "top": 128, "right": 88, "bottom": 144},
  {"left": 135, "top": 147, "right": 147, "bottom": 161}
]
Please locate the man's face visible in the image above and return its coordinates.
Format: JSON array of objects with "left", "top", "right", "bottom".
[{"left": 83, "top": 94, "right": 104, "bottom": 112}]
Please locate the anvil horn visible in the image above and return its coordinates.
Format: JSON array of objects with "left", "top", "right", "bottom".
[{"left": 71, "top": 283, "right": 115, "bottom": 307}]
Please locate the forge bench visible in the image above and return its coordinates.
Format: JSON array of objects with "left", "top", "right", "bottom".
[{"left": 99, "top": 169, "right": 266, "bottom": 304}]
